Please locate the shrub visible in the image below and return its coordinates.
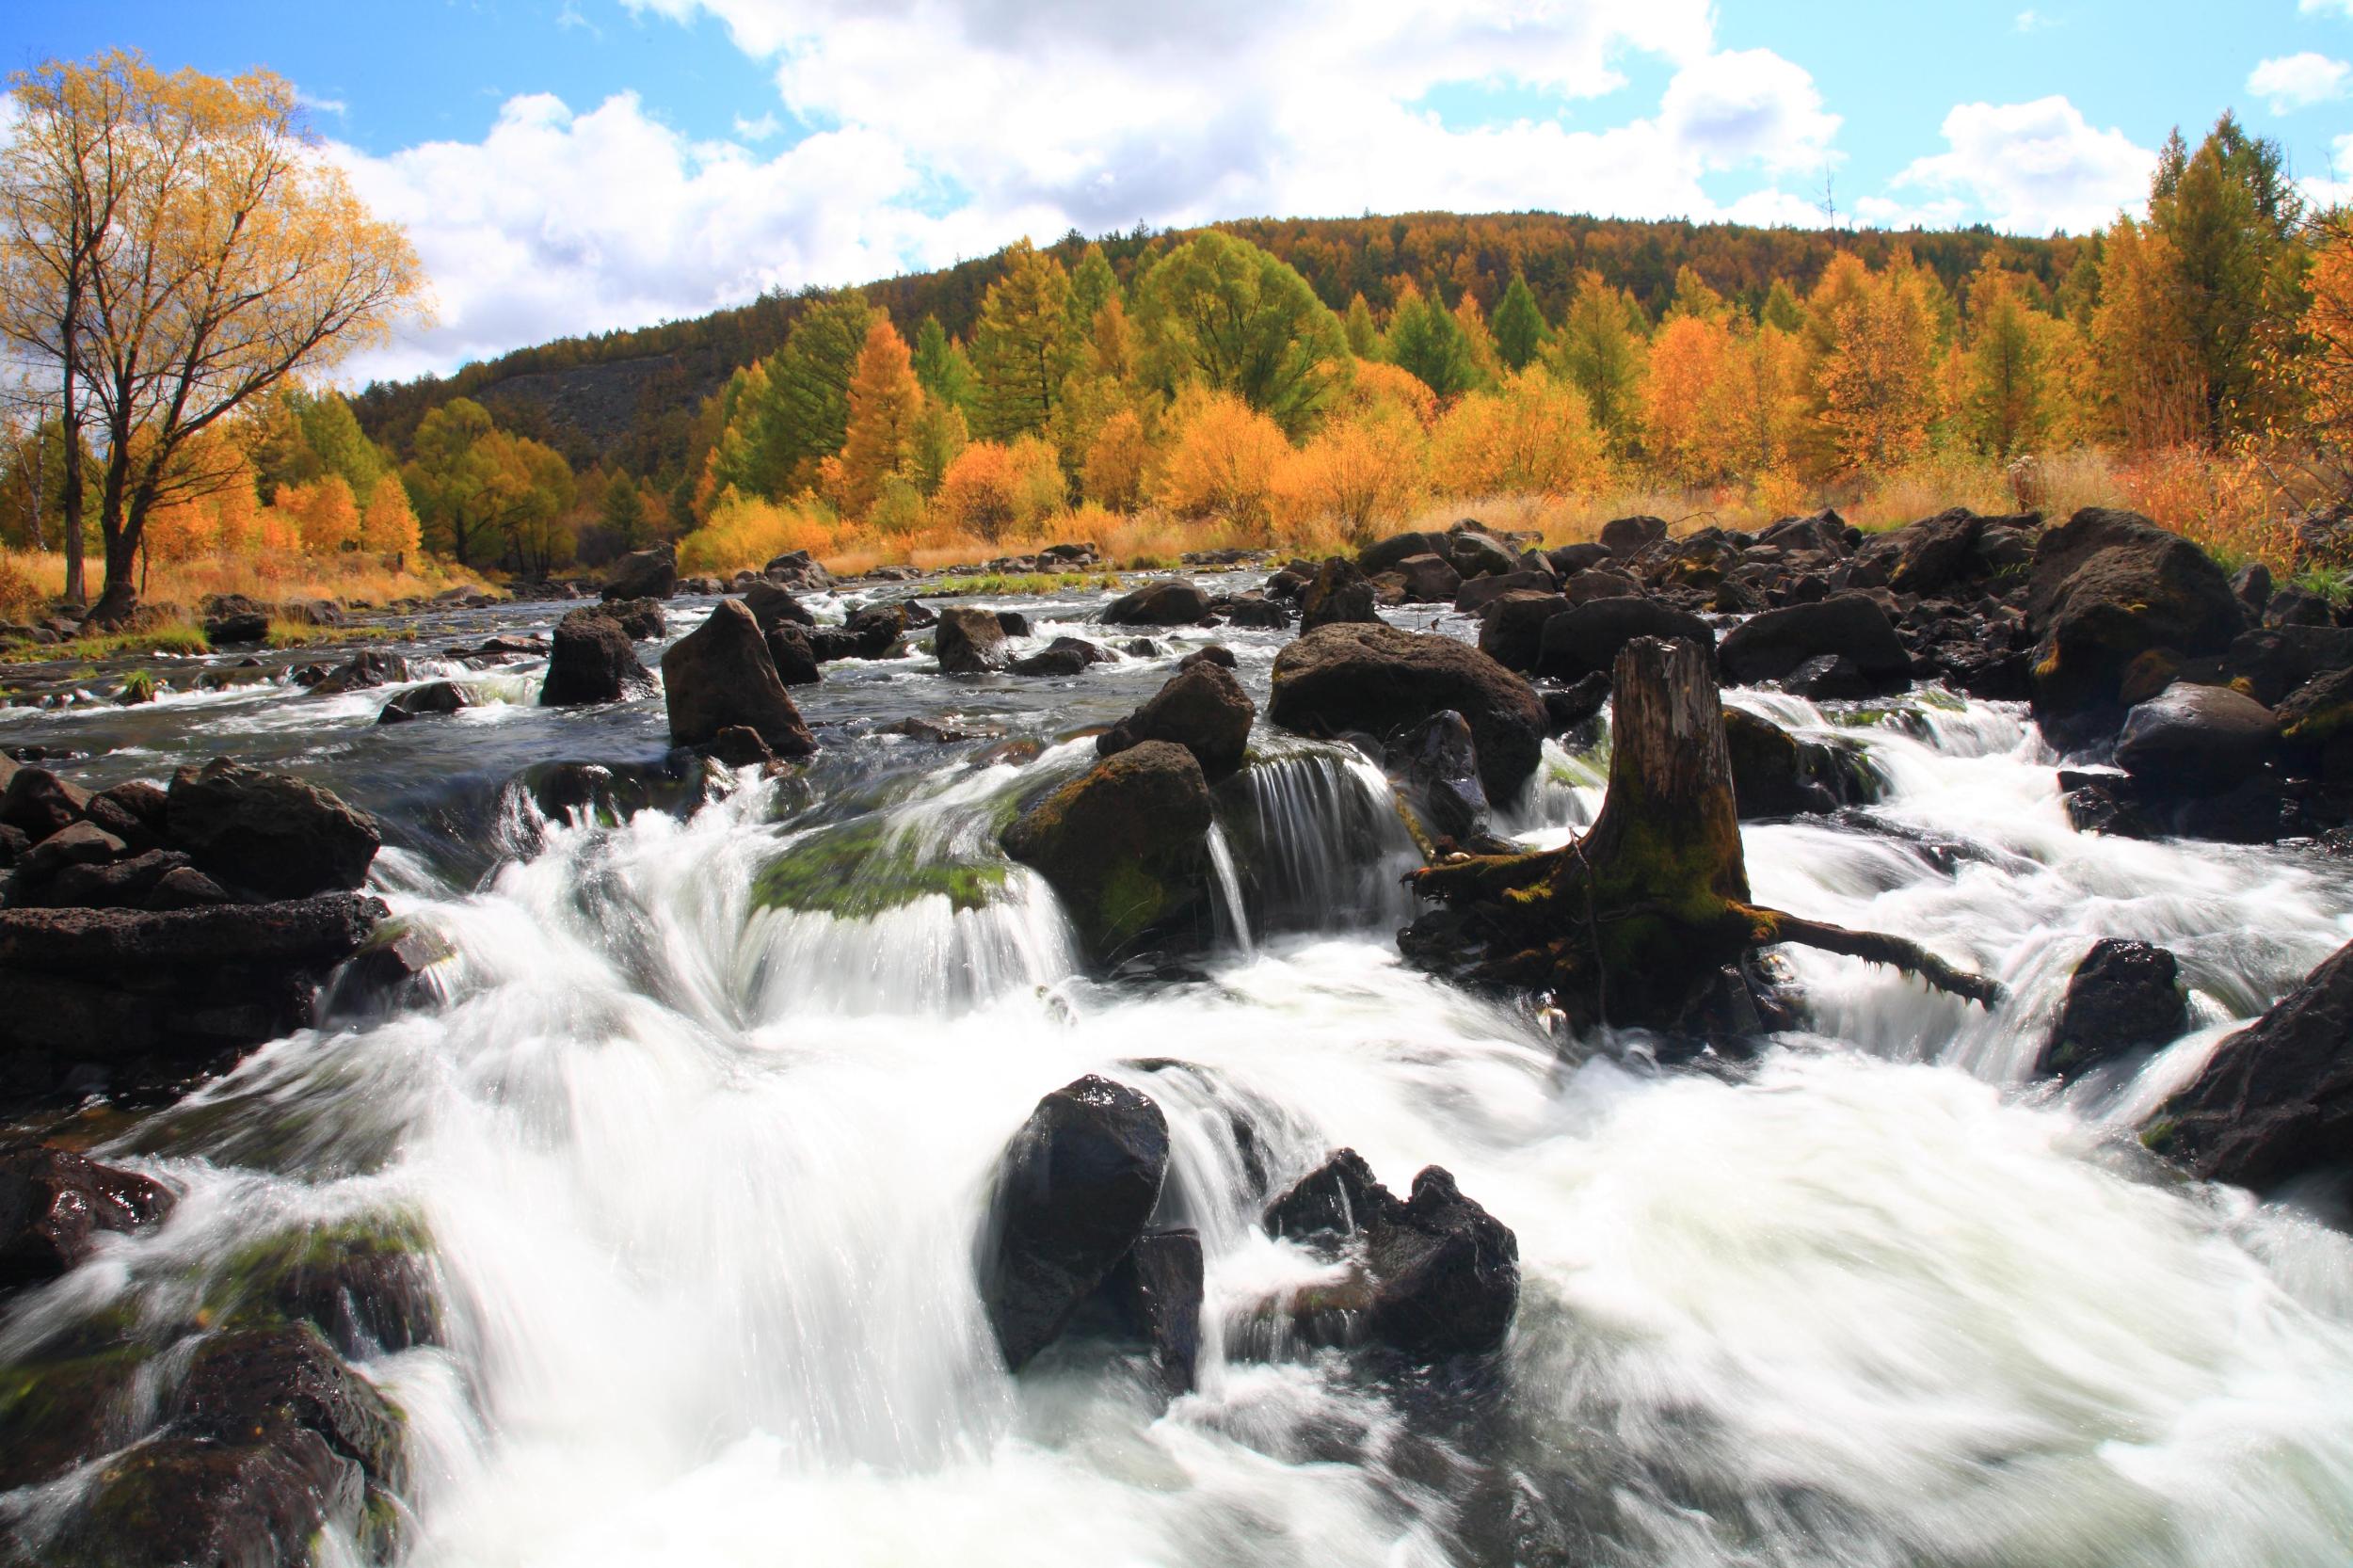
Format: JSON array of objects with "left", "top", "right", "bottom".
[
  {"left": 1157, "top": 389, "right": 1290, "bottom": 536},
  {"left": 678, "top": 490, "right": 838, "bottom": 573}
]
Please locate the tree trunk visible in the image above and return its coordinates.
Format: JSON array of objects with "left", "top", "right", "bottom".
[
  {"left": 57, "top": 312, "right": 84, "bottom": 606},
  {"left": 1407, "top": 635, "right": 1998, "bottom": 1032}
]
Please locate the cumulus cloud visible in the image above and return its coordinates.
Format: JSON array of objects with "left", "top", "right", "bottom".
[
  {"left": 2301, "top": 0, "right": 2353, "bottom": 15},
  {"left": 1891, "top": 96, "right": 2153, "bottom": 235},
  {"left": 330, "top": 0, "right": 1855, "bottom": 380},
  {"left": 2249, "top": 52, "right": 2348, "bottom": 113}
]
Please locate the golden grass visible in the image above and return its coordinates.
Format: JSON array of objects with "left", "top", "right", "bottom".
[{"left": 1, "top": 550, "right": 491, "bottom": 614}]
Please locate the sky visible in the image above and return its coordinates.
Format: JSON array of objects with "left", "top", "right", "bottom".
[{"left": 8, "top": 0, "right": 2352, "bottom": 388}]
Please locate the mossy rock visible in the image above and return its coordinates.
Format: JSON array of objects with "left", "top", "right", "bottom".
[
  {"left": 204, "top": 1212, "right": 442, "bottom": 1359},
  {"left": 1000, "top": 741, "right": 1213, "bottom": 963},
  {"left": 751, "top": 818, "right": 1006, "bottom": 919},
  {"left": 0, "top": 1339, "right": 150, "bottom": 1491}
]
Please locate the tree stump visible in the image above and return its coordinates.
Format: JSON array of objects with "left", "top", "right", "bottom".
[{"left": 1406, "top": 636, "right": 1999, "bottom": 1031}]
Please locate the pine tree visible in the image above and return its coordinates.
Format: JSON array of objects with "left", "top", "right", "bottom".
[
  {"left": 1760, "top": 279, "right": 1804, "bottom": 334},
  {"left": 1343, "top": 293, "right": 1382, "bottom": 360},
  {"left": 1069, "top": 243, "right": 1122, "bottom": 330},
  {"left": 598, "top": 470, "right": 648, "bottom": 550},
  {"left": 827, "top": 316, "right": 924, "bottom": 519},
  {"left": 912, "top": 314, "right": 978, "bottom": 413},
  {"left": 1385, "top": 284, "right": 1478, "bottom": 400},
  {"left": 1961, "top": 263, "right": 2049, "bottom": 457},
  {"left": 972, "top": 239, "right": 1075, "bottom": 441},
  {"left": 1491, "top": 272, "right": 1548, "bottom": 372},
  {"left": 1552, "top": 270, "right": 1649, "bottom": 451},
  {"left": 766, "top": 289, "right": 874, "bottom": 489}
]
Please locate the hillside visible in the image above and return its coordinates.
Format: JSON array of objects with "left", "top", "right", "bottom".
[{"left": 350, "top": 212, "right": 2086, "bottom": 482}]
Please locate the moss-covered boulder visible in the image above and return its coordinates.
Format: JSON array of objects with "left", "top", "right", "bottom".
[
  {"left": 1000, "top": 741, "right": 1212, "bottom": 962},
  {"left": 751, "top": 818, "right": 1005, "bottom": 919},
  {"left": 204, "top": 1213, "right": 444, "bottom": 1359},
  {"left": 1722, "top": 708, "right": 1881, "bottom": 819}
]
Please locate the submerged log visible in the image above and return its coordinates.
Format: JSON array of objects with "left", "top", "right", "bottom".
[{"left": 1406, "top": 636, "right": 1999, "bottom": 1031}]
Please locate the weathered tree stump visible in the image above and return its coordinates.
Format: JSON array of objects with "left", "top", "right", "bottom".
[{"left": 1406, "top": 636, "right": 1999, "bottom": 1031}]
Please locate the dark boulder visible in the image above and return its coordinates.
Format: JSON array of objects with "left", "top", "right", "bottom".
[
  {"left": 2265, "top": 586, "right": 2336, "bottom": 629},
  {"left": 2040, "top": 939, "right": 2187, "bottom": 1078},
  {"left": 1271, "top": 622, "right": 1546, "bottom": 801},
  {"left": 1299, "top": 557, "right": 1383, "bottom": 631},
  {"left": 2223, "top": 625, "right": 2353, "bottom": 707},
  {"left": 311, "top": 650, "right": 409, "bottom": 696},
  {"left": 1447, "top": 531, "right": 1518, "bottom": 579},
  {"left": 1542, "top": 671, "right": 1613, "bottom": 734},
  {"left": 1265, "top": 1150, "right": 1518, "bottom": 1360},
  {"left": 2233, "top": 562, "right": 2274, "bottom": 618},
  {"left": 764, "top": 625, "right": 822, "bottom": 686},
  {"left": 2113, "top": 683, "right": 2276, "bottom": 796},
  {"left": 1222, "top": 594, "right": 1292, "bottom": 629},
  {"left": 604, "top": 596, "right": 666, "bottom": 641},
  {"left": 1535, "top": 598, "right": 1713, "bottom": 683},
  {"left": 936, "top": 606, "right": 1011, "bottom": 674},
  {"left": 1105, "top": 579, "right": 1214, "bottom": 627},
  {"left": 2025, "top": 508, "right": 2247, "bottom": 747},
  {"left": 1718, "top": 594, "right": 1910, "bottom": 691},
  {"left": 1103, "top": 1228, "right": 1204, "bottom": 1394},
  {"left": 1392, "top": 553, "right": 1463, "bottom": 603},
  {"left": 2, "top": 766, "right": 91, "bottom": 840},
  {"left": 43, "top": 848, "right": 196, "bottom": 910},
  {"left": 1599, "top": 515, "right": 1667, "bottom": 557},
  {"left": 980, "top": 1075, "right": 1171, "bottom": 1372},
  {"left": 376, "top": 680, "right": 472, "bottom": 724},
  {"left": 1178, "top": 645, "right": 1238, "bottom": 672},
  {"left": 1477, "top": 591, "right": 1569, "bottom": 673},
  {"left": 1847, "top": 507, "right": 1986, "bottom": 595},
  {"left": 1547, "top": 542, "right": 1612, "bottom": 577},
  {"left": 600, "top": 544, "right": 678, "bottom": 602},
  {"left": 1011, "top": 636, "right": 1113, "bottom": 677},
  {"left": 202, "top": 610, "right": 269, "bottom": 647},
  {"left": 1722, "top": 708, "right": 1881, "bottom": 819},
  {"left": 166, "top": 760, "right": 380, "bottom": 899},
  {"left": 740, "top": 579, "right": 815, "bottom": 632},
  {"left": 662, "top": 599, "right": 815, "bottom": 757},
  {"left": 539, "top": 607, "right": 655, "bottom": 707},
  {"left": 1385, "top": 710, "right": 1489, "bottom": 843},
  {"left": 0, "top": 1144, "right": 176, "bottom": 1288},
  {"left": 1358, "top": 530, "right": 1449, "bottom": 576},
  {"left": 1096, "top": 661, "right": 1256, "bottom": 782},
  {"left": 1000, "top": 742, "right": 1212, "bottom": 962},
  {"left": 808, "top": 603, "right": 909, "bottom": 662},
  {"left": 1454, "top": 569, "right": 1560, "bottom": 615},
  {"left": 2148, "top": 937, "right": 2353, "bottom": 1192},
  {"left": 2275, "top": 665, "right": 2353, "bottom": 782}
]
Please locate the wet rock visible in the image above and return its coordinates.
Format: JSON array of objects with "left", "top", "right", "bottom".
[
  {"left": 763, "top": 625, "right": 823, "bottom": 686},
  {"left": 1847, "top": 507, "right": 1986, "bottom": 595},
  {"left": 202, "top": 610, "right": 269, "bottom": 647},
  {"left": 2, "top": 766, "right": 91, "bottom": 840},
  {"left": 1264, "top": 1150, "right": 1518, "bottom": 1360},
  {"left": 936, "top": 606, "right": 1011, "bottom": 674},
  {"left": 2025, "top": 508, "right": 2247, "bottom": 748},
  {"left": 1222, "top": 594, "right": 1291, "bottom": 629},
  {"left": 1121, "top": 638, "right": 1164, "bottom": 658},
  {"left": 1541, "top": 672, "right": 1612, "bottom": 734},
  {"left": 1103, "top": 1228, "right": 1204, "bottom": 1395},
  {"left": 1599, "top": 514, "right": 1667, "bottom": 557},
  {"left": 51, "top": 1430, "right": 367, "bottom": 1568},
  {"left": 1358, "top": 530, "right": 1449, "bottom": 576},
  {"left": 310, "top": 650, "right": 410, "bottom": 696},
  {"left": 44, "top": 848, "right": 193, "bottom": 910},
  {"left": 0, "top": 1144, "right": 176, "bottom": 1288},
  {"left": 604, "top": 596, "right": 666, "bottom": 641},
  {"left": 2274, "top": 665, "right": 2353, "bottom": 782},
  {"left": 600, "top": 543, "right": 678, "bottom": 602},
  {"left": 1781, "top": 653, "right": 1879, "bottom": 701},
  {"left": 1563, "top": 568, "right": 1640, "bottom": 605},
  {"left": 2040, "top": 939, "right": 2187, "bottom": 1079},
  {"left": 2222, "top": 625, "right": 2353, "bottom": 707},
  {"left": 1272, "top": 623, "right": 1546, "bottom": 801},
  {"left": 1448, "top": 531, "right": 1518, "bottom": 579},
  {"left": 1534, "top": 598, "right": 1713, "bottom": 683},
  {"left": 1722, "top": 709, "right": 1880, "bottom": 818},
  {"left": 807, "top": 603, "right": 909, "bottom": 663},
  {"left": 2149, "top": 936, "right": 2353, "bottom": 1192},
  {"left": 1455, "top": 569, "right": 1561, "bottom": 615},
  {"left": 980, "top": 1075, "right": 1171, "bottom": 1372},
  {"left": 1096, "top": 662, "right": 1256, "bottom": 782},
  {"left": 16, "top": 819, "right": 124, "bottom": 885},
  {"left": 1011, "top": 636, "right": 1113, "bottom": 677},
  {"left": 1105, "top": 579, "right": 1214, "bottom": 627},
  {"left": 1477, "top": 592, "right": 1569, "bottom": 673},
  {"left": 662, "top": 599, "right": 816, "bottom": 758},
  {"left": 1393, "top": 553, "right": 1464, "bottom": 603},
  {"left": 2233, "top": 561, "right": 2274, "bottom": 618},
  {"left": 166, "top": 760, "right": 380, "bottom": 899},
  {"left": 1298, "top": 557, "right": 1383, "bottom": 631},
  {"left": 2114, "top": 683, "right": 2276, "bottom": 796},
  {"left": 1178, "top": 645, "right": 1238, "bottom": 672},
  {"left": 1385, "top": 710, "right": 1489, "bottom": 843},
  {"left": 1718, "top": 594, "right": 1911, "bottom": 692},
  {"left": 994, "top": 610, "right": 1032, "bottom": 639},
  {"left": 740, "top": 579, "right": 814, "bottom": 632},
  {"left": 376, "top": 680, "right": 472, "bottom": 724},
  {"left": 1000, "top": 741, "right": 1212, "bottom": 962},
  {"left": 1547, "top": 542, "right": 1612, "bottom": 577},
  {"left": 96, "top": 780, "right": 169, "bottom": 844},
  {"left": 539, "top": 607, "right": 656, "bottom": 707}
]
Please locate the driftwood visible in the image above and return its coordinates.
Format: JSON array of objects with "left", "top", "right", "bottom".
[{"left": 1408, "top": 636, "right": 2001, "bottom": 1030}]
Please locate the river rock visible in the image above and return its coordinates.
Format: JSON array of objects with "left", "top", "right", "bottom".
[
  {"left": 1535, "top": 598, "right": 1713, "bottom": 684},
  {"left": 1102, "top": 1228, "right": 1204, "bottom": 1394},
  {"left": 1298, "top": 557, "right": 1383, "bottom": 631},
  {"left": 0, "top": 1144, "right": 177, "bottom": 1288},
  {"left": 2040, "top": 939, "right": 2187, "bottom": 1078},
  {"left": 2114, "top": 683, "right": 2277, "bottom": 795},
  {"left": 936, "top": 606, "right": 1011, "bottom": 674},
  {"left": 807, "top": 603, "right": 908, "bottom": 663},
  {"left": 539, "top": 607, "right": 655, "bottom": 707},
  {"left": 1096, "top": 661, "right": 1255, "bottom": 782},
  {"left": 1359, "top": 530, "right": 1449, "bottom": 576},
  {"left": 1000, "top": 741, "right": 1212, "bottom": 962},
  {"left": 2274, "top": 665, "right": 2353, "bottom": 781},
  {"left": 1393, "top": 553, "right": 1463, "bottom": 603},
  {"left": 600, "top": 543, "right": 678, "bottom": 602},
  {"left": 1105, "top": 580, "right": 1214, "bottom": 627},
  {"left": 1455, "top": 569, "right": 1560, "bottom": 615},
  {"left": 603, "top": 596, "right": 666, "bottom": 641},
  {"left": 1385, "top": 710, "right": 1489, "bottom": 843},
  {"left": 763, "top": 625, "right": 823, "bottom": 686},
  {"left": 166, "top": 760, "right": 379, "bottom": 899},
  {"left": 1448, "top": 532, "right": 1518, "bottom": 579},
  {"left": 763, "top": 549, "right": 833, "bottom": 590},
  {"left": 203, "top": 609, "right": 270, "bottom": 647},
  {"left": 2026, "top": 508, "right": 2247, "bottom": 748},
  {"left": 1010, "top": 636, "right": 1112, "bottom": 677},
  {"left": 1600, "top": 515, "right": 1667, "bottom": 557},
  {"left": 741, "top": 579, "right": 814, "bottom": 632},
  {"left": 311, "top": 650, "right": 409, "bottom": 696},
  {"left": 1847, "top": 507, "right": 1988, "bottom": 595},
  {"left": 376, "top": 680, "right": 472, "bottom": 724},
  {"left": 1478, "top": 592, "right": 1569, "bottom": 673},
  {"left": 1718, "top": 594, "right": 1911, "bottom": 691},
  {"left": 980, "top": 1075, "right": 1171, "bottom": 1372},
  {"left": 662, "top": 599, "right": 815, "bottom": 758},
  {"left": 1222, "top": 594, "right": 1291, "bottom": 629},
  {"left": 1264, "top": 1149, "right": 1518, "bottom": 1360},
  {"left": 2149, "top": 937, "right": 2353, "bottom": 1192},
  {"left": 1272, "top": 623, "right": 1545, "bottom": 801},
  {"left": 1722, "top": 708, "right": 1879, "bottom": 819},
  {"left": 3, "top": 766, "right": 91, "bottom": 840}
]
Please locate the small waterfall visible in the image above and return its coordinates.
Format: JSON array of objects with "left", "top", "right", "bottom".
[
  {"left": 1205, "top": 821, "right": 1254, "bottom": 956},
  {"left": 1222, "top": 740, "right": 1422, "bottom": 936}
]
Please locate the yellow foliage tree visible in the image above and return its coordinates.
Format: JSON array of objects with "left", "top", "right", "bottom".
[
  {"left": 936, "top": 436, "right": 1065, "bottom": 541},
  {"left": 2297, "top": 215, "right": 2353, "bottom": 451},
  {"left": 284, "top": 473, "right": 360, "bottom": 555},
  {"left": 1806, "top": 254, "right": 1940, "bottom": 476},
  {"left": 1275, "top": 402, "right": 1427, "bottom": 544},
  {"left": 1334, "top": 358, "right": 1439, "bottom": 428},
  {"left": 1641, "top": 313, "right": 1737, "bottom": 486},
  {"left": 1083, "top": 408, "right": 1152, "bottom": 511},
  {"left": 824, "top": 316, "right": 924, "bottom": 520},
  {"left": 1157, "top": 389, "right": 1290, "bottom": 536},
  {"left": 360, "top": 471, "right": 420, "bottom": 557},
  {"left": 2092, "top": 216, "right": 2207, "bottom": 451},
  {"left": 1428, "top": 368, "right": 1610, "bottom": 496}
]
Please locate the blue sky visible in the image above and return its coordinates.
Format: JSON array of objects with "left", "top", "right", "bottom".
[{"left": 10, "top": 1, "right": 2351, "bottom": 383}]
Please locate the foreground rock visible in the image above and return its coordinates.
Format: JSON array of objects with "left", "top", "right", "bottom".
[
  {"left": 0, "top": 1144, "right": 177, "bottom": 1288},
  {"left": 1000, "top": 741, "right": 1211, "bottom": 962},
  {"left": 1263, "top": 1150, "right": 1518, "bottom": 1359},
  {"left": 2148, "top": 938, "right": 2353, "bottom": 1192},
  {"left": 1096, "top": 661, "right": 1255, "bottom": 782},
  {"left": 2113, "top": 683, "right": 2276, "bottom": 796},
  {"left": 167, "top": 760, "right": 381, "bottom": 900},
  {"left": 1104, "top": 579, "right": 1213, "bottom": 627},
  {"left": 1718, "top": 594, "right": 1911, "bottom": 694},
  {"left": 539, "top": 607, "right": 655, "bottom": 707},
  {"left": 1271, "top": 623, "right": 1545, "bottom": 801},
  {"left": 979, "top": 1076, "right": 1179, "bottom": 1377},
  {"left": 2040, "top": 939, "right": 2186, "bottom": 1078},
  {"left": 1722, "top": 708, "right": 1879, "bottom": 819},
  {"left": 661, "top": 599, "right": 815, "bottom": 758},
  {"left": 935, "top": 606, "right": 1011, "bottom": 675}
]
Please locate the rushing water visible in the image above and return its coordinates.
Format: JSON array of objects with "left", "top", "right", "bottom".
[{"left": 7, "top": 581, "right": 2353, "bottom": 1566}]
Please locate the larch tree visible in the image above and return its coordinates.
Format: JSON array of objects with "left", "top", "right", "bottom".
[
  {"left": 825, "top": 315, "right": 924, "bottom": 520},
  {"left": 6, "top": 53, "right": 423, "bottom": 621},
  {"left": 764, "top": 290, "right": 874, "bottom": 491},
  {"left": 1552, "top": 270, "right": 1649, "bottom": 453},
  {"left": 1131, "top": 231, "right": 1349, "bottom": 437},
  {"left": 2091, "top": 218, "right": 2205, "bottom": 450},
  {"left": 1490, "top": 271, "right": 1548, "bottom": 372},
  {"left": 2296, "top": 212, "right": 2353, "bottom": 453},
  {"left": 1385, "top": 283, "right": 1479, "bottom": 401},
  {"left": 360, "top": 470, "right": 420, "bottom": 560},
  {"left": 1342, "top": 293, "right": 1382, "bottom": 360},
  {"left": 1641, "top": 312, "right": 1737, "bottom": 486},
  {"left": 1960, "top": 264, "right": 2050, "bottom": 458},
  {"left": 971, "top": 239, "right": 1075, "bottom": 441},
  {"left": 911, "top": 314, "right": 977, "bottom": 413},
  {"left": 1806, "top": 254, "right": 1939, "bottom": 476},
  {"left": 1067, "top": 242, "right": 1122, "bottom": 329}
]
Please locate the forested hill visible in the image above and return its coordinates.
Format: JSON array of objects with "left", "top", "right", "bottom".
[{"left": 350, "top": 211, "right": 2087, "bottom": 483}]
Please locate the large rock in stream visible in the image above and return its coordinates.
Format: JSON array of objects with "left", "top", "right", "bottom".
[
  {"left": 1000, "top": 742, "right": 1212, "bottom": 963},
  {"left": 2148, "top": 938, "right": 2353, "bottom": 1192},
  {"left": 0, "top": 1144, "right": 177, "bottom": 1288},
  {"left": 662, "top": 599, "right": 815, "bottom": 758},
  {"left": 600, "top": 544, "right": 678, "bottom": 602},
  {"left": 166, "top": 760, "right": 381, "bottom": 900},
  {"left": 539, "top": 606, "right": 656, "bottom": 707},
  {"left": 2040, "top": 939, "right": 2186, "bottom": 1079},
  {"left": 1096, "top": 661, "right": 1255, "bottom": 782},
  {"left": 1270, "top": 623, "right": 1545, "bottom": 801}
]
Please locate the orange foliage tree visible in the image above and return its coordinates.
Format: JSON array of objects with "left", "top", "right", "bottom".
[
  {"left": 1157, "top": 390, "right": 1290, "bottom": 536},
  {"left": 824, "top": 316, "right": 924, "bottom": 520},
  {"left": 1429, "top": 367, "right": 1610, "bottom": 496}
]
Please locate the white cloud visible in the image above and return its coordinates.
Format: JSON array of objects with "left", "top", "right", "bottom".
[
  {"left": 2300, "top": 0, "right": 2353, "bottom": 15},
  {"left": 2299, "top": 128, "right": 2353, "bottom": 209},
  {"left": 1891, "top": 96, "right": 2153, "bottom": 234},
  {"left": 296, "top": 91, "right": 348, "bottom": 119},
  {"left": 326, "top": 0, "right": 1862, "bottom": 379},
  {"left": 2249, "top": 52, "right": 2349, "bottom": 113},
  {"left": 2014, "top": 9, "right": 2057, "bottom": 32}
]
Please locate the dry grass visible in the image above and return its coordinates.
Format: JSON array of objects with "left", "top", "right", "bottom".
[{"left": 1, "top": 550, "right": 490, "bottom": 614}]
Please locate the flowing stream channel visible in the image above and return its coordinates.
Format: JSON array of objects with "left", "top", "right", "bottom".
[{"left": 7, "top": 580, "right": 2353, "bottom": 1566}]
